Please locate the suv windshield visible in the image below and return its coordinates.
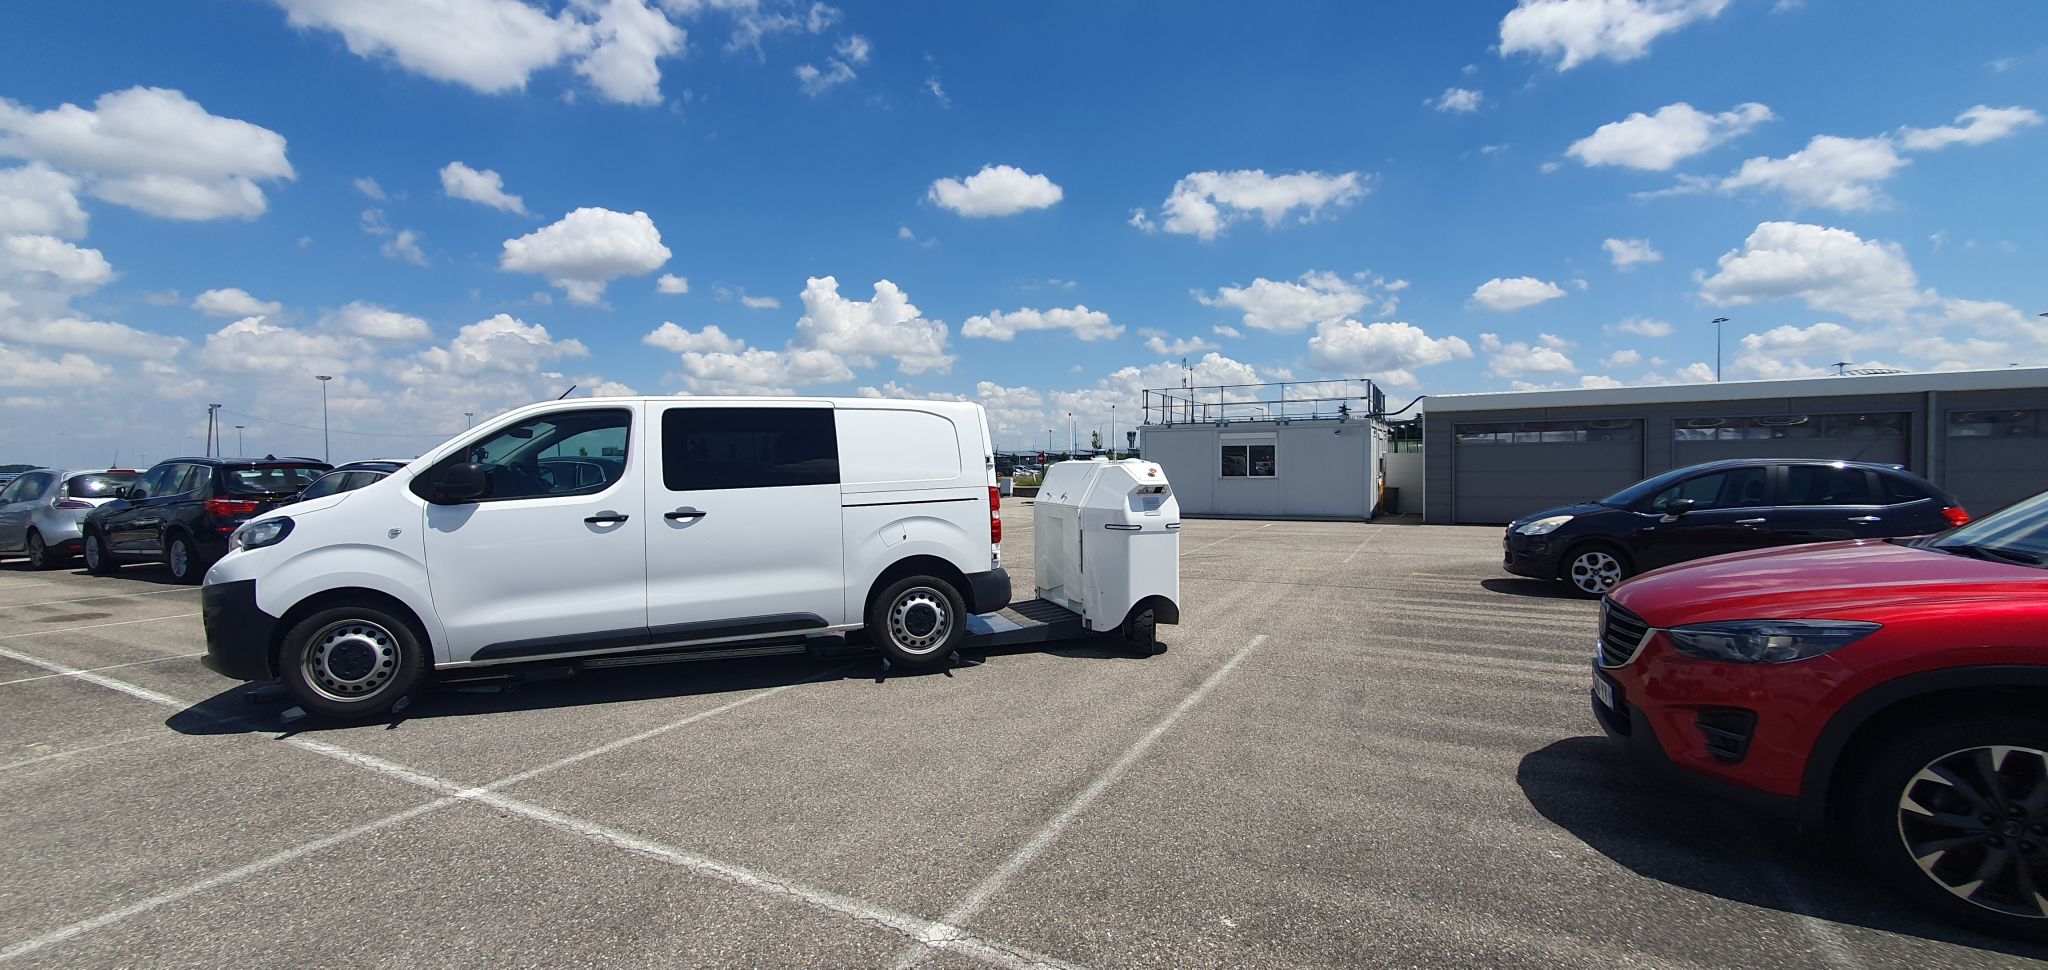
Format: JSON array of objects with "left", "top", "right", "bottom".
[
  {"left": 225, "top": 465, "right": 327, "bottom": 495},
  {"left": 66, "top": 472, "right": 137, "bottom": 498},
  {"left": 1928, "top": 490, "right": 2048, "bottom": 568}
]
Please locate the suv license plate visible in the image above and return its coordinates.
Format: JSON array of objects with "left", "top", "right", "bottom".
[{"left": 1592, "top": 672, "right": 1617, "bottom": 711}]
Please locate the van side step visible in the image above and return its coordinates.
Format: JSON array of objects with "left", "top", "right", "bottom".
[
  {"left": 581, "top": 641, "right": 809, "bottom": 669},
  {"left": 963, "top": 597, "right": 1088, "bottom": 649}
]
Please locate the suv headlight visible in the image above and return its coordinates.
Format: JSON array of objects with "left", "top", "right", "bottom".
[
  {"left": 1665, "top": 620, "right": 1880, "bottom": 664},
  {"left": 231, "top": 516, "right": 294, "bottom": 552},
  {"left": 1515, "top": 514, "right": 1574, "bottom": 536}
]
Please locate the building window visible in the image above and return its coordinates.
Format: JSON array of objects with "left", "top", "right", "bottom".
[
  {"left": 1220, "top": 440, "right": 1276, "bottom": 477},
  {"left": 1455, "top": 420, "right": 1639, "bottom": 445},
  {"left": 1675, "top": 412, "right": 1907, "bottom": 441},
  {"left": 1948, "top": 409, "right": 2044, "bottom": 438}
]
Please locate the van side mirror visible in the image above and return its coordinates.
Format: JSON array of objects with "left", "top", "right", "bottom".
[
  {"left": 429, "top": 463, "right": 491, "bottom": 504},
  {"left": 1663, "top": 497, "right": 1699, "bottom": 516}
]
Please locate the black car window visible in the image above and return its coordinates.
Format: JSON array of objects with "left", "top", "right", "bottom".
[
  {"left": 298, "top": 471, "right": 350, "bottom": 500},
  {"left": 169, "top": 464, "right": 211, "bottom": 496},
  {"left": 1644, "top": 466, "right": 1768, "bottom": 512},
  {"left": 661, "top": 407, "right": 837, "bottom": 491},
  {"left": 129, "top": 465, "right": 175, "bottom": 501},
  {"left": 1879, "top": 474, "right": 1931, "bottom": 504},
  {"left": 1784, "top": 465, "right": 1876, "bottom": 506},
  {"left": 225, "top": 465, "right": 327, "bottom": 495}
]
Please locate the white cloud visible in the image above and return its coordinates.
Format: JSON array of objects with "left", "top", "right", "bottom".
[
  {"left": 1212, "top": 325, "right": 1242, "bottom": 339},
  {"left": 795, "top": 58, "right": 855, "bottom": 95},
  {"left": 656, "top": 272, "right": 689, "bottom": 294},
  {"left": 1579, "top": 374, "right": 1626, "bottom": 389},
  {"left": 740, "top": 294, "right": 780, "bottom": 309},
  {"left": 1603, "top": 349, "right": 1642, "bottom": 368},
  {"left": 198, "top": 315, "right": 364, "bottom": 375},
  {"left": 573, "top": 0, "right": 687, "bottom": 105},
  {"left": 1139, "top": 169, "right": 1365, "bottom": 241},
  {"left": 192, "top": 287, "right": 283, "bottom": 318},
  {"left": 1470, "top": 276, "right": 1567, "bottom": 311},
  {"left": 440, "top": 161, "right": 531, "bottom": 214},
  {"left": 927, "top": 165, "right": 1063, "bottom": 217},
  {"left": 1307, "top": 320, "right": 1473, "bottom": 387},
  {"left": 836, "top": 34, "right": 869, "bottom": 64},
  {"left": 324, "top": 301, "right": 432, "bottom": 341},
  {"left": 962, "top": 305, "right": 1121, "bottom": 342},
  {"left": 0, "top": 314, "right": 183, "bottom": 357},
  {"left": 0, "top": 342, "right": 109, "bottom": 387},
  {"left": 1566, "top": 101, "right": 1771, "bottom": 171},
  {"left": 500, "top": 207, "right": 671, "bottom": 304},
  {"left": 360, "top": 208, "right": 392, "bottom": 236},
  {"left": 0, "top": 234, "right": 113, "bottom": 289},
  {"left": 1729, "top": 321, "right": 1865, "bottom": 380},
  {"left": 352, "top": 176, "right": 386, "bottom": 200},
  {"left": 793, "top": 276, "right": 952, "bottom": 374},
  {"left": 1499, "top": 0, "right": 1731, "bottom": 70},
  {"left": 1143, "top": 333, "right": 1220, "bottom": 357},
  {"left": 415, "top": 313, "right": 589, "bottom": 376},
  {"left": 381, "top": 228, "right": 428, "bottom": 266},
  {"left": 0, "top": 86, "right": 295, "bottom": 220},
  {"left": 1196, "top": 271, "right": 1383, "bottom": 333},
  {"left": 1430, "top": 88, "right": 1484, "bottom": 113},
  {"left": 1718, "top": 135, "right": 1907, "bottom": 211},
  {"left": 676, "top": 346, "right": 853, "bottom": 394},
  {"left": 0, "top": 164, "right": 87, "bottom": 237},
  {"left": 277, "top": 0, "right": 589, "bottom": 94},
  {"left": 1480, "top": 332, "right": 1577, "bottom": 378},
  {"left": 1897, "top": 105, "right": 2043, "bottom": 151},
  {"left": 924, "top": 76, "right": 949, "bottom": 107},
  {"left": 1609, "top": 316, "right": 1672, "bottom": 337},
  {"left": 1699, "top": 221, "right": 1932, "bottom": 321},
  {"left": 643, "top": 321, "right": 744, "bottom": 354},
  {"left": 1603, "top": 237, "right": 1662, "bottom": 269}
]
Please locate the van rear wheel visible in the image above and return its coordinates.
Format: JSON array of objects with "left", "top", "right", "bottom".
[
  {"left": 280, "top": 604, "right": 430, "bottom": 720},
  {"left": 867, "top": 575, "right": 966, "bottom": 670}
]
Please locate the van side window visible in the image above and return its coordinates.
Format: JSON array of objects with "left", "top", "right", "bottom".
[
  {"left": 662, "top": 407, "right": 838, "bottom": 490},
  {"left": 436, "top": 408, "right": 633, "bottom": 501}
]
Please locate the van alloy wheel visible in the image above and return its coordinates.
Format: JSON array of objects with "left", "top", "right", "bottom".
[
  {"left": 888, "top": 586, "right": 953, "bottom": 656},
  {"left": 301, "top": 621, "right": 403, "bottom": 704},
  {"left": 1568, "top": 549, "right": 1624, "bottom": 595},
  {"left": 1897, "top": 745, "right": 2048, "bottom": 920}
]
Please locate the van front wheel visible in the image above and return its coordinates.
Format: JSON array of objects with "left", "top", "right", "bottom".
[
  {"left": 280, "top": 604, "right": 430, "bottom": 720},
  {"left": 867, "top": 575, "right": 966, "bottom": 670}
]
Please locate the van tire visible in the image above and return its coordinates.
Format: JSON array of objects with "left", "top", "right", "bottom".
[
  {"left": 867, "top": 575, "right": 966, "bottom": 670},
  {"left": 279, "top": 604, "right": 430, "bottom": 721}
]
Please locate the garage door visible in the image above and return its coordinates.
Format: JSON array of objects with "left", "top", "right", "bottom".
[
  {"left": 1672, "top": 412, "right": 1908, "bottom": 468},
  {"left": 1453, "top": 420, "right": 1642, "bottom": 524},
  {"left": 1945, "top": 409, "right": 2048, "bottom": 514}
]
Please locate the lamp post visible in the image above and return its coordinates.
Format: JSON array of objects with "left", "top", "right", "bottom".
[
  {"left": 464, "top": 411, "right": 475, "bottom": 429},
  {"left": 1069, "top": 412, "right": 1076, "bottom": 458},
  {"left": 235, "top": 425, "right": 245, "bottom": 454},
  {"left": 1046, "top": 429, "right": 1052, "bottom": 462},
  {"left": 1109, "top": 405, "right": 1117, "bottom": 459},
  {"left": 314, "top": 375, "right": 333, "bottom": 461},
  {"left": 1710, "top": 318, "right": 1729, "bottom": 382}
]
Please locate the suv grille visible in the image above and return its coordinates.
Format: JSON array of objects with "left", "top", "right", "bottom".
[{"left": 1599, "top": 600, "right": 1651, "bottom": 667}]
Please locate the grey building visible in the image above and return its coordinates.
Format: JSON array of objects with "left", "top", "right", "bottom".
[
  {"left": 1424, "top": 367, "right": 2048, "bottom": 524},
  {"left": 1138, "top": 381, "right": 1388, "bottom": 521}
]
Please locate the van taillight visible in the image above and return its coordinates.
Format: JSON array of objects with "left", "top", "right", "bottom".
[
  {"left": 989, "top": 486, "right": 1002, "bottom": 544},
  {"left": 1941, "top": 506, "right": 1970, "bottom": 527},
  {"left": 205, "top": 498, "right": 259, "bottom": 518}
]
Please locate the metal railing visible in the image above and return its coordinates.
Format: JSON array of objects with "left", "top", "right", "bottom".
[{"left": 1142, "top": 379, "right": 1385, "bottom": 425}]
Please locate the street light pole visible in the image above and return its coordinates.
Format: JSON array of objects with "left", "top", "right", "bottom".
[
  {"left": 464, "top": 411, "right": 475, "bottom": 429},
  {"left": 1709, "top": 318, "right": 1730, "bottom": 381},
  {"left": 1109, "top": 405, "right": 1117, "bottom": 459},
  {"left": 1069, "top": 412, "right": 1076, "bottom": 458},
  {"left": 235, "top": 425, "right": 245, "bottom": 454},
  {"left": 1046, "top": 429, "right": 1052, "bottom": 462},
  {"left": 314, "top": 375, "right": 334, "bottom": 461}
]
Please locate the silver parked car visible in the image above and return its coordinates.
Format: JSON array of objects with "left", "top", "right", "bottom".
[{"left": 0, "top": 468, "right": 140, "bottom": 569}]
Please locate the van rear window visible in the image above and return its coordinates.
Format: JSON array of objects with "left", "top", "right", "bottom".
[
  {"left": 225, "top": 465, "right": 326, "bottom": 494},
  {"left": 661, "top": 407, "right": 838, "bottom": 491}
]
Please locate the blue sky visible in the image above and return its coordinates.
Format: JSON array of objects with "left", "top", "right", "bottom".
[{"left": 1, "top": 0, "right": 2044, "bottom": 464}]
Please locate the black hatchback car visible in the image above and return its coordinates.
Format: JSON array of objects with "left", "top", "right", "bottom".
[
  {"left": 82, "top": 456, "right": 330, "bottom": 583},
  {"left": 1503, "top": 459, "right": 1969, "bottom": 596}
]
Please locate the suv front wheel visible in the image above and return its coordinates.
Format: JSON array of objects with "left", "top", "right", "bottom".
[
  {"left": 1847, "top": 712, "right": 2048, "bottom": 941},
  {"left": 867, "top": 575, "right": 966, "bottom": 670}
]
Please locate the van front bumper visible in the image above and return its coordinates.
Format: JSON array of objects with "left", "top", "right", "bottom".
[
  {"left": 965, "top": 567, "right": 1012, "bottom": 615},
  {"left": 202, "top": 579, "right": 279, "bottom": 681}
]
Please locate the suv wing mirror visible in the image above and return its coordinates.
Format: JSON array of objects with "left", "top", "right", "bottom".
[
  {"left": 1663, "top": 497, "right": 1699, "bottom": 517},
  {"left": 429, "top": 462, "right": 491, "bottom": 504}
]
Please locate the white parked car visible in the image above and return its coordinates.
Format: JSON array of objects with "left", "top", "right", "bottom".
[{"left": 202, "top": 397, "right": 1008, "bottom": 719}]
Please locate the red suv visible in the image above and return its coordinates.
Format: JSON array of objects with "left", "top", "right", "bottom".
[{"left": 1593, "top": 488, "right": 2048, "bottom": 939}]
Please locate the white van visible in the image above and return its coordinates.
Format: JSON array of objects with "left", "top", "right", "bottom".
[{"left": 200, "top": 397, "right": 1009, "bottom": 719}]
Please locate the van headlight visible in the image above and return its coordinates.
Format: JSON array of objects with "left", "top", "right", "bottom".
[
  {"left": 231, "top": 517, "right": 294, "bottom": 552},
  {"left": 1515, "top": 514, "right": 1574, "bottom": 535},
  {"left": 1665, "top": 620, "right": 1880, "bottom": 664}
]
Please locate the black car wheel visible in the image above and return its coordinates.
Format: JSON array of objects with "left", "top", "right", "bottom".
[
  {"left": 1848, "top": 713, "right": 2048, "bottom": 940},
  {"left": 1563, "top": 544, "right": 1630, "bottom": 597},
  {"left": 83, "top": 531, "right": 117, "bottom": 576}
]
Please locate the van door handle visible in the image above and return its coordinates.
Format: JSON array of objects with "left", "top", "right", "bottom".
[
  {"left": 1735, "top": 518, "right": 1767, "bottom": 525},
  {"left": 584, "top": 512, "right": 630, "bottom": 524},
  {"left": 1847, "top": 515, "right": 1881, "bottom": 523},
  {"left": 664, "top": 508, "right": 708, "bottom": 521}
]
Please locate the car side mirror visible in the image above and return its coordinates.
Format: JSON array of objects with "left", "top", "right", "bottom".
[
  {"left": 117, "top": 486, "right": 137, "bottom": 501},
  {"left": 1663, "top": 498, "right": 1699, "bottom": 516},
  {"left": 429, "top": 462, "right": 491, "bottom": 504}
]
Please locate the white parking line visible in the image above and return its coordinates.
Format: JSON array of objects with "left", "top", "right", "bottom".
[
  {"left": 0, "top": 653, "right": 203, "bottom": 687},
  {"left": 889, "top": 634, "right": 1266, "bottom": 970},
  {"left": 0, "top": 650, "right": 1085, "bottom": 970},
  {"left": 0, "top": 613, "right": 200, "bottom": 642},
  {"left": 0, "top": 587, "right": 198, "bottom": 610},
  {"left": 1340, "top": 530, "right": 1385, "bottom": 565},
  {"left": 0, "top": 733, "right": 176, "bottom": 773},
  {"left": 1184, "top": 522, "right": 1272, "bottom": 553}
]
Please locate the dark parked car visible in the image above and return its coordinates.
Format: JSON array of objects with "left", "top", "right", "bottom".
[
  {"left": 1504, "top": 459, "right": 1969, "bottom": 596},
  {"left": 83, "top": 456, "right": 330, "bottom": 583},
  {"left": 293, "top": 458, "right": 409, "bottom": 503}
]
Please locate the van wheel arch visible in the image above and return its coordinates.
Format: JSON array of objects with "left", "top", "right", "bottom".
[
  {"left": 271, "top": 589, "right": 436, "bottom": 680},
  {"left": 865, "top": 555, "right": 971, "bottom": 617}
]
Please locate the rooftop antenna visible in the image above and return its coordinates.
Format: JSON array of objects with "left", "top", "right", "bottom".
[{"left": 556, "top": 384, "right": 578, "bottom": 400}]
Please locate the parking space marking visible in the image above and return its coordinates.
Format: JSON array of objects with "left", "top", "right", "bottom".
[
  {"left": 0, "top": 732, "right": 176, "bottom": 774},
  {"left": 0, "top": 586, "right": 199, "bottom": 610},
  {"left": 889, "top": 634, "right": 1267, "bottom": 970},
  {"left": 0, "top": 652, "right": 203, "bottom": 687},
  {"left": 1183, "top": 522, "right": 1273, "bottom": 553},
  {"left": 0, "top": 612, "right": 200, "bottom": 642},
  {"left": 1339, "top": 530, "right": 1386, "bottom": 565},
  {"left": 0, "top": 651, "right": 1085, "bottom": 969}
]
